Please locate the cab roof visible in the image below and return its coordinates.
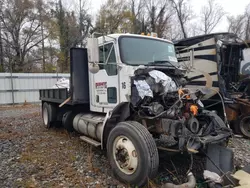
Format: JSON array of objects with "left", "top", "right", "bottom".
[{"left": 97, "top": 33, "right": 173, "bottom": 44}]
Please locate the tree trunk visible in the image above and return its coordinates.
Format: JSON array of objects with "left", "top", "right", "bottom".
[
  {"left": 151, "top": 6, "right": 156, "bottom": 32},
  {"left": 15, "top": 50, "right": 22, "bottom": 72},
  {"left": 131, "top": 1, "right": 137, "bottom": 34},
  {"left": 245, "top": 16, "right": 250, "bottom": 40},
  {"left": 41, "top": 15, "right": 45, "bottom": 72},
  {"left": 179, "top": 17, "right": 187, "bottom": 38},
  {"left": 0, "top": 21, "right": 4, "bottom": 72}
]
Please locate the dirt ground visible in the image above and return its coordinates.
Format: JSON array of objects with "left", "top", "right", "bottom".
[{"left": 0, "top": 104, "right": 250, "bottom": 188}]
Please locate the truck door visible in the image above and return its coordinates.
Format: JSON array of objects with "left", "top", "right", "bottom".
[{"left": 90, "top": 42, "right": 119, "bottom": 111}]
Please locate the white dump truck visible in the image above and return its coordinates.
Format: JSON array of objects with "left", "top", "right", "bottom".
[{"left": 39, "top": 33, "right": 232, "bottom": 186}]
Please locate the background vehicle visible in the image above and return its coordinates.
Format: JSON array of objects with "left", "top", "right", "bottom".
[
  {"left": 175, "top": 33, "right": 250, "bottom": 138},
  {"left": 40, "top": 33, "right": 232, "bottom": 186}
]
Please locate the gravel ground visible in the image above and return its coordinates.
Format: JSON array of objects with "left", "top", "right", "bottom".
[{"left": 0, "top": 105, "right": 250, "bottom": 188}]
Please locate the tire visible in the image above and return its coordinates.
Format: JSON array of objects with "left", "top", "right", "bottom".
[
  {"left": 239, "top": 114, "right": 250, "bottom": 138},
  {"left": 62, "top": 111, "right": 75, "bottom": 132},
  {"left": 42, "top": 102, "right": 57, "bottom": 128},
  {"left": 107, "top": 121, "right": 159, "bottom": 187}
]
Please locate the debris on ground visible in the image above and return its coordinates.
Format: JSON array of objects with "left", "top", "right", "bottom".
[
  {"left": 0, "top": 105, "right": 250, "bottom": 187},
  {"left": 232, "top": 170, "right": 250, "bottom": 188}
]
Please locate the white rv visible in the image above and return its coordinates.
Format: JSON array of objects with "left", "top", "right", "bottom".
[
  {"left": 175, "top": 33, "right": 250, "bottom": 138},
  {"left": 174, "top": 33, "right": 246, "bottom": 99}
]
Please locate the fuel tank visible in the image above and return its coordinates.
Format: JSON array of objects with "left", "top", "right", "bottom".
[{"left": 73, "top": 113, "right": 105, "bottom": 141}]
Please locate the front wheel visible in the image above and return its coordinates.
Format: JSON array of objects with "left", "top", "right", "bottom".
[{"left": 107, "top": 121, "right": 159, "bottom": 187}]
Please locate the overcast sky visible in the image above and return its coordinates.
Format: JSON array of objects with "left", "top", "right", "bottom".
[{"left": 89, "top": 0, "right": 250, "bottom": 33}]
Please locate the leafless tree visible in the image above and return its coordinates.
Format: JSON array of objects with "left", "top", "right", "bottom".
[
  {"left": 76, "top": 0, "right": 92, "bottom": 47},
  {"left": 245, "top": 4, "right": 250, "bottom": 40},
  {"left": 227, "top": 3, "right": 250, "bottom": 40},
  {"left": 200, "top": 0, "right": 225, "bottom": 34},
  {"left": 0, "top": 0, "right": 45, "bottom": 72},
  {"left": 129, "top": 0, "right": 145, "bottom": 33},
  {"left": 169, "top": 0, "right": 192, "bottom": 39},
  {"left": 0, "top": 16, "right": 3, "bottom": 72},
  {"left": 37, "top": 0, "right": 46, "bottom": 72},
  {"left": 145, "top": 0, "right": 173, "bottom": 38},
  {"left": 228, "top": 15, "right": 247, "bottom": 40}
]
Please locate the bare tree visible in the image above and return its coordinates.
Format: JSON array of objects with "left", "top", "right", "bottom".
[
  {"left": 77, "top": 0, "right": 92, "bottom": 47},
  {"left": 188, "top": 22, "right": 202, "bottom": 37},
  {"left": 201, "top": 0, "right": 225, "bottom": 34},
  {"left": 245, "top": 4, "right": 250, "bottom": 40},
  {"left": 129, "top": 0, "right": 145, "bottom": 33},
  {"left": 145, "top": 0, "right": 173, "bottom": 38},
  {"left": 0, "top": 16, "right": 3, "bottom": 72},
  {"left": 227, "top": 3, "right": 250, "bottom": 40},
  {"left": 0, "top": 0, "right": 46, "bottom": 72},
  {"left": 37, "top": 0, "right": 46, "bottom": 72},
  {"left": 169, "top": 0, "right": 192, "bottom": 39},
  {"left": 228, "top": 15, "right": 247, "bottom": 40}
]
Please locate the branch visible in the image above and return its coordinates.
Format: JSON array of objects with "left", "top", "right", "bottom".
[
  {"left": 23, "top": 35, "right": 48, "bottom": 57},
  {"left": 22, "top": 19, "right": 41, "bottom": 53}
]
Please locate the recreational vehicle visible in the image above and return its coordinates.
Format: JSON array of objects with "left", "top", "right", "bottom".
[{"left": 174, "top": 33, "right": 250, "bottom": 137}]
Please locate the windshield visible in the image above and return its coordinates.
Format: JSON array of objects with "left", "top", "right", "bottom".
[{"left": 119, "top": 36, "right": 178, "bottom": 66}]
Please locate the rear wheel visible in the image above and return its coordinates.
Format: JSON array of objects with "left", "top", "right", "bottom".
[
  {"left": 107, "top": 121, "right": 159, "bottom": 187},
  {"left": 62, "top": 111, "right": 75, "bottom": 132},
  {"left": 42, "top": 102, "right": 57, "bottom": 128}
]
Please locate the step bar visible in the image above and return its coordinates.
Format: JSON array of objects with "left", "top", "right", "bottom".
[{"left": 80, "top": 136, "right": 101, "bottom": 147}]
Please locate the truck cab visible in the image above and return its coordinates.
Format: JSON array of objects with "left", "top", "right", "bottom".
[
  {"left": 89, "top": 34, "right": 178, "bottom": 112},
  {"left": 39, "top": 33, "right": 232, "bottom": 187}
]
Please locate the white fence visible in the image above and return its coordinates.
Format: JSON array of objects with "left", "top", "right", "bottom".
[{"left": 0, "top": 73, "right": 70, "bottom": 105}]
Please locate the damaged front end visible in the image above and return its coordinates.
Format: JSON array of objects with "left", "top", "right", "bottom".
[{"left": 130, "top": 66, "right": 232, "bottom": 153}]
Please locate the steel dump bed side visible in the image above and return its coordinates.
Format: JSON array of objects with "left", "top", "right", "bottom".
[{"left": 39, "top": 88, "right": 69, "bottom": 104}]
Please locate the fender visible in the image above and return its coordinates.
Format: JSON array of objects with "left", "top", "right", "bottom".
[{"left": 101, "top": 102, "right": 131, "bottom": 149}]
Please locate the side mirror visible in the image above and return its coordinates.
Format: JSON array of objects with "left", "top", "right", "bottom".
[
  {"left": 87, "top": 37, "right": 100, "bottom": 74},
  {"left": 89, "top": 62, "right": 100, "bottom": 74}
]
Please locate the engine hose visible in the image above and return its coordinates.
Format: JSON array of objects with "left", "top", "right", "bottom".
[
  {"left": 209, "top": 88, "right": 229, "bottom": 128},
  {"left": 161, "top": 172, "right": 196, "bottom": 188}
]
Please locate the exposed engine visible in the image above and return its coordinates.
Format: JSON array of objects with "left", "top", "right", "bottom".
[{"left": 131, "top": 68, "right": 232, "bottom": 152}]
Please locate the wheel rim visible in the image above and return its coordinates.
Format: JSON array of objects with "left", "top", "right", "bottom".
[
  {"left": 113, "top": 135, "right": 138, "bottom": 175},
  {"left": 240, "top": 116, "right": 250, "bottom": 138},
  {"left": 43, "top": 107, "right": 49, "bottom": 126}
]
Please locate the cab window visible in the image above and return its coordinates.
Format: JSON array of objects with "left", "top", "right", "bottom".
[{"left": 99, "top": 43, "right": 117, "bottom": 76}]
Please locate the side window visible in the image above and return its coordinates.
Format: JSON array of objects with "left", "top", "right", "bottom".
[
  {"left": 107, "top": 87, "right": 117, "bottom": 103},
  {"left": 99, "top": 43, "right": 117, "bottom": 76}
]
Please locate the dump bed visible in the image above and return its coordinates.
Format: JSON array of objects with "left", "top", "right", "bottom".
[
  {"left": 39, "top": 88, "right": 69, "bottom": 104},
  {"left": 39, "top": 48, "right": 90, "bottom": 105}
]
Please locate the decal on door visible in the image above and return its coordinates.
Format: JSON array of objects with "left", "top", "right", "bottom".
[{"left": 95, "top": 82, "right": 107, "bottom": 95}]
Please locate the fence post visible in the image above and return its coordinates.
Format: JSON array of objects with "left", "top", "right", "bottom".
[{"left": 10, "top": 70, "right": 14, "bottom": 105}]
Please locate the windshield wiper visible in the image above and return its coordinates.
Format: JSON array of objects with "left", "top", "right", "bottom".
[{"left": 147, "top": 60, "right": 178, "bottom": 68}]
